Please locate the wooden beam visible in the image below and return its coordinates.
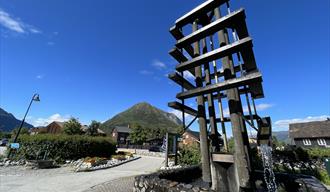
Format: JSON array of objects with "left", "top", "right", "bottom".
[
  {"left": 176, "top": 8, "right": 246, "bottom": 49},
  {"left": 169, "top": 47, "right": 188, "bottom": 63},
  {"left": 202, "top": 64, "right": 245, "bottom": 80},
  {"left": 175, "top": 0, "right": 228, "bottom": 28},
  {"left": 177, "top": 71, "right": 262, "bottom": 99},
  {"left": 168, "top": 101, "right": 198, "bottom": 117},
  {"left": 169, "top": 28, "right": 194, "bottom": 56},
  {"left": 168, "top": 48, "right": 196, "bottom": 76},
  {"left": 168, "top": 72, "right": 195, "bottom": 90},
  {"left": 203, "top": 87, "right": 249, "bottom": 101},
  {"left": 176, "top": 37, "right": 253, "bottom": 72},
  {"left": 206, "top": 115, "right": 260, "bottom": 124},
  {"left": 212, "top": 153, "right": 234, "bottom": 163}
]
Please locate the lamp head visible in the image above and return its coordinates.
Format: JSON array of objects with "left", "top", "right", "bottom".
[{"left": 33, "top": 94, "right": 40, "bottom": 102}]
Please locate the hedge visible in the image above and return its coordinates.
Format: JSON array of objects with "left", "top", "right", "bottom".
[{"left": 12, "top": 134, "right": 116, "bottom": 162}]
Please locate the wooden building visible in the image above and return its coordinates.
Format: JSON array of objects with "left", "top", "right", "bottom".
[
  {"left": 181, "top": 129, "right": 200, "bottom": 146},
  {"left": 46, "top": 121, "right": 64, "bottom": 134},
  {"left": 289, "top": 119, "right": 330, "bottom": 148},
  {"left": 111, "top": 126, "right": 131, "bottom": 144}
]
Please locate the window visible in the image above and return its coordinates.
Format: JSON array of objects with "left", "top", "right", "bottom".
[
  {"left": 317, "top": 139, "right": 327, "bottom": 146},
  {"left": 302, "top": 139, "right": 311, "bottom": 145}
]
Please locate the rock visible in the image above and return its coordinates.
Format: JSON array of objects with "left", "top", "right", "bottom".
[
  {"left": 169, "top": 181, "right": 178, "bottom": 187},
  {"left": 192, "top": 187, "right": 200, "bottom": 192},
  {"left": 184, "top": 184, "right": 193, "bottom": 189},
  {"left": 4, "top": 160, "right": 10, "bottom": 166}
]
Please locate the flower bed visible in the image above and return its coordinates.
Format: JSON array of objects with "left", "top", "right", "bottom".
[{"left": 73, "top": 152, "right": 139, "bottom": 172}]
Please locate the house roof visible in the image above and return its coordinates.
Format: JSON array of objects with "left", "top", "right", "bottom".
[
  {"left": 185, "top": 129, "right": 200, "bottom": 140},
  {"left": 114, "top": 126, "right": 131, "bottom": 133},
  {"left": 52, "top": 121, "right": 65, "bottom": 127},
  {"left": 289, "top": 119, "right": 330, "bottom": 139}
]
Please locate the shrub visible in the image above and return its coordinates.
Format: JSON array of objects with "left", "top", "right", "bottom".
[
  {"left": 63, "top": 118, "right": 83, "bottom": 135},
  {"left": 178, "top": 144, "right": 201, "bottom": 165},
  {"left": 13, "top": 134, "right": 116, "bottom": 163}
]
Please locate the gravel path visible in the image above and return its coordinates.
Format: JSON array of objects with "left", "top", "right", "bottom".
[{"left": 0, "top": 156, "right": 164, "bottom": 192}]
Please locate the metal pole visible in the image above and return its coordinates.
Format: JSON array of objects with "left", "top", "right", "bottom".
[
  {"left": 192, "top": 21, "right": 212, "bottom": 185},
  {"left": 214, "top": 7, "right": 253, "bottom": 190},
  {"left": 7, "top": 94, "right": 35, "bottom": 158},
  {"left": 209, "top": 35, "right": 228, "bottom": 152}
]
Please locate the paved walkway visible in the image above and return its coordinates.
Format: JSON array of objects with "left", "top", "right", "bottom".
[{"left": 0, "top": 156, "right": 164, "bottom": 192}]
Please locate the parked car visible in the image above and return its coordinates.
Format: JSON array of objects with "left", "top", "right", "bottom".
[{"left": 0, "top": 138, "right": 9, "bottom": 146}]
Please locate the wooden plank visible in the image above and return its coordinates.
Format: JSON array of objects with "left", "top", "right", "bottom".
[
  {"left": 207, "top": 115, "right": 260, "bottom": 123},
  {"left": 176, "top": 37, "right": 253, "bottom": 72},
  {"left": 203, "top": 87, "right": 249, "bottom": 100},
  {"left": 202, "top": 64, "right": 245, "bottom": 80},
  {"left": 168, "top": 48, "right": 196, "bottom": 76},
  {"left": 177, "top": 71, "right": 262, "bottom": 99},
  {"left": 212, "top": 153, "right": 234, "bottom": 163},
  {"left": 176, "top": 8, "right": 245, "bottom": 49},
  {"left": 168, "top": 72, "right": 195, "bottom": 90},
  {"left": 169, "top": 47, "right": 188, "bottom": 63},
  {"left": 168, "top": 101, "right": 198, "bottom": 117},
  {"left": 175, "top": 0, "right": 228, "bottom": 28}
]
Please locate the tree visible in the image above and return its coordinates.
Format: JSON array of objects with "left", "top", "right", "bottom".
[
  {"left": 87, "top": 120, "right": 100, "bottom": 136},
  {"left": 129, "top": 123, "right": 148, "bottom": 145},
  {"left": 63, "top": 118, "right": 82, "bottom": 135},
  {"left": 11, "top": 127, "right": 30, "bottom": 138}
]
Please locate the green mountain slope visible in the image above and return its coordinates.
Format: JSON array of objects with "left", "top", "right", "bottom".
[
  {"left": 100, "top": 102, "right": 182, "bottom": 134},
  {"left": 0, "top": 107, "right": 34, "bottom": 132}
]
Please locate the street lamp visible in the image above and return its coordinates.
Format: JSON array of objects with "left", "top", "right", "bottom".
[{"left": 7, "top": 93, "right": 40, "bottom": 158}]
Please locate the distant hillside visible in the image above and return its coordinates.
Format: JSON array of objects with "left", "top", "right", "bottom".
[
  {"left": 100, "top": 102, "right": 182, "bottom": 134},
  {"left": 273, "top": 131, "right": 290, "bottom": 144},
  {"left": 0, "top": 107, "right": 34, "bottom": 132}
]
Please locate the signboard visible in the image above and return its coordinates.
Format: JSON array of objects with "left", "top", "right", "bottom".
[{"left": 10, "top": 143, "right": 20, "bottom": 149}]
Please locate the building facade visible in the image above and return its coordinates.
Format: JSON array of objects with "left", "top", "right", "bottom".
[
  {"left": 289, "top": 119, "right": 330, "bottom": 148},
  {"left": 111, "top": 126, "right": 131, "bottom": 144}
]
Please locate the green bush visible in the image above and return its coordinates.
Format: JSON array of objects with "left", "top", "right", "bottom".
[
  {"left": 13, "top": 134, "right": 116, "bottom": 162},
  {"left": 178, "top": 144, "right": 201, "bottom": 165}
]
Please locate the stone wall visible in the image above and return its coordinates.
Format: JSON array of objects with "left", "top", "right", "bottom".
[
  {"left": 117, "top": 148, "right": 165, "bottom": 158},
  {"left": 133, "top": 166, "right": 214, "bottom": 192}
]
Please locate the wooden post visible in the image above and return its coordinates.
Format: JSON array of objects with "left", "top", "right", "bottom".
[
  {"left": 192, "top": 21, "right": 212, "bottom": 185},
  {"left": 165, "top": 132, "right": 169, "bottom": 167},
  {"left": 201, "top": 37, "right": 220, "bottom": 152},
  {"left": 214, "top": 7, "right": 253, "bottom": 191}
]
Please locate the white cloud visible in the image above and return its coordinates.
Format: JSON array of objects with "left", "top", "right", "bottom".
[
  {"left": 47, "top": 41, "right": 55, "bottom": 46},
  {"left": 36, "top": 74, "right": 44, "bottom": 79},
  {"left": 139, "top": 70, "right": 153, "bottom": 75},
  {"left": 27, "top": 114, "right": 70, "bottom": 127},
  {"left": 152, "top": 60, "right": 166, "bottom": 70},
  {"left": 273, "top": 115, "right": 330, "bottom": 131},
  {"left": 0, "top": 8, "right": 41, "bottom": 34}
]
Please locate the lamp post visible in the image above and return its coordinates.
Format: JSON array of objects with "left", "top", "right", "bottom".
[{"left": 7, "top": 93, "right": 40, "bottom": 158}]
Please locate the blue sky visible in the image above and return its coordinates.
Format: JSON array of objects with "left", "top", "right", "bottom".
[{"left": 0, "top": 0, "right": 329, "bottom": 132}]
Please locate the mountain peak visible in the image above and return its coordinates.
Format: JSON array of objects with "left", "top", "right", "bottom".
[
  {"left": 101, "top": 102, "right": 182, "bottom": 133},
  {"left": 0, "top": 107, "right": 34, "bottom": 132}
]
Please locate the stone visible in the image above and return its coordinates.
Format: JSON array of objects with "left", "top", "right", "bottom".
[
  {"left": 169, "top": 181, "right": 178, "bottom": 187},
  {"left": 139, "top": 181, "right": 144, "bottom": 188},
  {"left": 184, "top": 184, "right": 193, "bottom": 189},
  {"left": 140, "top": 187, "right": 146, "bottom": 192},
  {"left": 192, "top": 187, "right": 200, "bottom": 192}
]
